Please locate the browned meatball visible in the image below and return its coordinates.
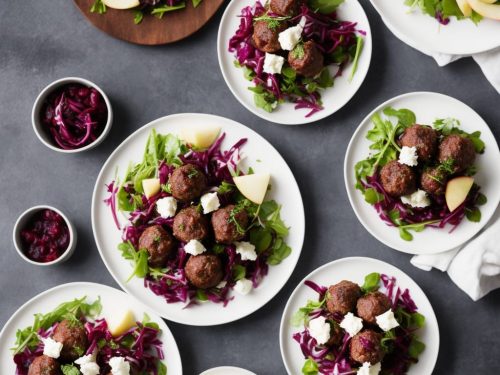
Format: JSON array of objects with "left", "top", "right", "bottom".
[
  {"left": 380, "top": 160, "right": 417, "bottom": 197},
  {"left": 28, "top": 355, "right": 61, "bottom": 375},
  {"left": 52, "top": 319, "right": 88, "bottom": 362},
  {"left": 173, "top": 206, "right": 209, "bottom": 243},
  {"left": 438, "top": 134, "right": 476, "bottom": 173},
  {"left": 326, "top": 280, "right": 362, "bottom": 315},
  {"left": 356, "top": 291, "right": 392, "bottom": 324},
  {"left": 138, "top": 225, "right": 176, "bottom": 268},
  {"left": 185, "top": 254, "right": 223, "bottom": 289},
  {"left": 169, "top": 164, "right": 207, "bottom": 202},
  {"left": 288, "top": 41, "right": 324, "bottom": 78},
  {"left": 399, "top": 124, "right": 438, "bottom": 162},
  {"left": 420, "top": 166, "right": 447, "bottom": 196},
  {"left": 326, "top": 322, "right": 344, "bottom": 347},
  {"left": 270, "top": 0, "right": 303, "bottom": 16},
  {"left": 252, "top": 20, "right": 286, "bottom": 53},
  {"left": 350, "top": 330, "right": 385, "bottom": 365},
  {"left": 211, "top": 205, "right": 249, "bottom": 244}
]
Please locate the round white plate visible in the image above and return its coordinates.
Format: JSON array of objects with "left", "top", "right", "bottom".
[
  {"left": 217, "top": 0, "right": 372, "bottom": 125},
  {"left": 370, "top": 0, "right": 500, "bottom": 55},
  {"left": 92, "top": 113, "right": 305, "bottom": 326},
  {"left": 344, "top": 92, "right": 500, "bottom": 255},
  {"left": 200, "top": 366, "right": 256, "bottom": 375},
  {"left": 280, "top": 257, "right": 439, "bottom": 375},
  {"left": 0, "top": 282, "right": 182, "bottom": 374}
]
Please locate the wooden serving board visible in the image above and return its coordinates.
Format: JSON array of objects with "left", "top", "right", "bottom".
[{"left": 74, "top": 0, "right": 226, "bottom": 45}]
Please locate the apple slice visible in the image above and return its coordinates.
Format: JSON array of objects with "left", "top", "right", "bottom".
[
  {"left": 105, "top": 309, "right": 136, "bottom": 337},
  {"left": 233, "top": 173, "right": 271, "bottom": 204},
  {"left": 479, "top": 0, "right": 497, "bottom": 4},
  {"left": 457, "top": 0, "right": 473, "bottom": 16},
  {"left": 142, "top": 178, "right": 160, "bottom": 199},
  {"left": 179, "top": 125, "right": 221, "bottom": 150},
  {"left": 103, "top": 0, "right": 140, "bottom": 9},
  {"left": 445, "top": 176, "right": 474, "bottom": 212},
  {"left": 467, "top": 0, "right": 500, "bottom": 20}
]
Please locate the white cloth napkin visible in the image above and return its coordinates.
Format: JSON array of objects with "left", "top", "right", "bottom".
[{"left": 411, "top": 205, "right": 500, "bottom": 301}]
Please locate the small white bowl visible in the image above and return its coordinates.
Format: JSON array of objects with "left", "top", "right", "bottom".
[
  {"left": 199, "top": 367, "right": 256, "bottom": 375},
  {"left": 32, "top": 77, "right": 113, "bottom": 153},
  {"left": 12, "top": 205, "right": 77, "bottom": 266}
]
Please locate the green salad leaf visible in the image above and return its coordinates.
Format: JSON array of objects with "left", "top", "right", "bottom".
[
  {"left": 291, "top": 298, "right": 325, "bottom": 327},
  {"left": 308, "top": 0, "right": 345, "bottom": 14},
  {"left": 361, "top": 272, "right": 381, "bottom": 293},
  {"left": 349, "top": 35, "right": 364, "bottom": 82},
  {"left": 118, "top": 241, "right": 150, "bottom": 281},
  {"left": 302, "top": 357, "right": 319, "bottom": 375},
  {"left": 404, "top": 0, "right": 483, "bottom": 24},
  {"left": 90, "top": 0, "right": 106, "bottom": 14},
  {"left": 61, "top": 365, "right": 80, "bottom": 375},
  {"left": 152, "top": 3, "right": 187, "bottom": 18},
  {"left": 433, "top": 118, "right": 485, "bottom": 153}
]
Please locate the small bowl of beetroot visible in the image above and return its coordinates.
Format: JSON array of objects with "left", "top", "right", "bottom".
[
  {"left": 32, "top": 77, "right": 112, "bottom": 153},
  {"left": 13, "top": 205, "right": 76, "bottom": 266}
]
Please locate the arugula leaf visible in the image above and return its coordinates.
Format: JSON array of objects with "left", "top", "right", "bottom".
[
  {"left": 291, "top": 298, "right": 325, "bottom": 326},
  {"left": 151, "top": 3, "right": 186, "bottom": 18},
  {"left": 118, "top": 242, "right": 150, "bottom": 281},
  {"left": 364, "top": 188, "right": 384, "bottom": 204},
  {"left": 348, "top": 35, "right": 363, "bottom": 82},
  {"left": 61, "top": 365, "right": 80, "bottom": 375},
  {"left": 410, "top": 312, "right": 426, "bottom": 328},
  {"left": 433, "top": 118, "right": 485, "bottom": 153},
  {"left": 232, "top": 264, "right": 246, "bottom": 281},
  {"left": 383, "top": 107, "right": 416, "bottom": 128},
  {"left": 267, "top": 237, "right": 292, "bottom": 265},
  {"left": 476, "top": 193, "right": 487, "bottom": 205},
  {"left": 249, "top": 85, "right": 277, "bottom": 113},
  {"left": 196, "top": 289, "right": 208, "bottom": 301},
  {"left": 134, "top": 10, "right": 144, "bottom": 24},
  {"left": 308, "top": 0, "right": 345, "bottom": 14},
  {"left": 317, "top": 67, "right": 334, "bottom": 88},
  {"left": 158, "top": 361, "right": 168, "bottom": 375},
  {"left": 361, "top": 272, "right": 380, "bottom": 293},
  {"left": 302, "top": 357, "right": 319, "bottom": 375},
  {"left": 90, "top": 0, "right": 107, "bottom": 14},
  {"left": 249, "top": 228, "right": 273, "bottom": 253},
  {"left": 465, "top": 207, "right": 481, "bottom": 222},
  {"left": 408, "top": 337, "right": 426, "bottom": 359},
  {"left": 192, "top": 0, "right": 203, "bottom": 7}
]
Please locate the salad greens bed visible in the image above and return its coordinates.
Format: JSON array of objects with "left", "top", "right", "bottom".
[{"left": 404, "top": 0, "right": 483, "bottom": 25}]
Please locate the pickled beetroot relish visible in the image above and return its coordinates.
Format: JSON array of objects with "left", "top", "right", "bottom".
[
  {"left": 41, "top": 83, "right": 108, "bottom": 150},
  {"left": 20, "top": 210, "right": 70, "bottom": 263}
]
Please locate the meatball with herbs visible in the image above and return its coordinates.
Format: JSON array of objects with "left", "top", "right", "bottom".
[
  {"left": 356, "top": 291, "right": 392, "bottom": 324},
  {"left": 173, "top": 206, "right": 210, "bottom": 243},
  {"left": 185, "top": 253, "right": 223, "bottom": 289},
  {"left": 438, "top": 134, "right": 476, "bottom": 174},
  {"left": 138, "top": 225, "right": 176, "bottom": 268},
  {"left": 420, "top": 166, "right": 447, "bottom": 196},
  {"left": 269, "top": 0, "right": 303, "bottom": 16},
  {"left": 326, "top": 280, "right": 362, "bottom": 315},
  {"left": 28, "top": 355, "right": 61, "bottom": 375},
  {"left": 399, "top": 124, "right": 438, "bottom": 162},
  {"left": 252, "top": 20, "right": 287, "bottom": 53},
  {"left": 52, "top": 319, "right": 88, "bottom": 362},
  {"left": 350, "top": 330, "right": 385, "bottom": 364},
  {"left": 380, "top": 160, "right": 417, "bottom": 197},
  {"left": 211, "top": 205, "right": 249, "bottom": 244},
  {"left": 288, "top": 41, "right": 324, "bottom": 78},
  {"left": 169, "top": 164, "right": 207, "bottom": 202}
]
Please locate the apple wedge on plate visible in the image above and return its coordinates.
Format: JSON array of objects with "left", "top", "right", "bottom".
[
  {"left": 467, "top": 0, "right": 500, "bottom": 20},
  {"left": 103, "top": 0, "right": 140, "bottom": 9}
]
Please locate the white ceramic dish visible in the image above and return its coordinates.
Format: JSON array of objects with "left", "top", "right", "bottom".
[
  {"left": 344, "top": 92, "right": 500, "bottom": 255},
  {"left": 91, "top": 113, "right": 305, "bottom": 326},
  {"left": 280, "top": 257, "right": 439, "bottom": 375},
  {"left": 370, "top": 0, "right": 500, "bottom": 55},
  {"left": 200, "top": 366, "right": 256, "bottom": 375},
  {"left": 217, "top": 0, "right": 372, "bottom": 125},
  {"left": 0, "top": 282, "right": 182, "bottom": 374}
]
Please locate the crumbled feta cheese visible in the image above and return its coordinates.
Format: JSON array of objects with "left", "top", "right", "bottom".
[
  {"left": 156, "top": 197, "right": 177, "bottom": 218},
  {"left": 398, "top": 146, "right": 418, "bottom": 167},
  {"left": 235, "top": 241, "right": 257, "bottom": 261},
  {"left": 375, "top": 309, "right": 399, "bottom": 332},
  {"left": 401, "top": 189, "right": 431, "bottom": 208},
  {"left": 109, "top": 356, "right": 131, "bottom": 375},
  {"left": 217, "top": 280, "right": 227, "bottom": 289},
  {"left": 278, "top": 21, "right": 304, "bottom": 50},
  {"left": 75, "top": 354, "right": 100, "bottom": 375},
  {"left": 200, "top": 192, "right": 220, "bottom": 214},
  {"left": 357, "top": 362, "right": 381, "bottom": 375},
  {"left": 263, "top": 53, "right": 285, "bottom": 75},
  {"left": 339, "top": 312, "right": 363, "bottom": 337},
  {"left": 234, "top": 278, "right": 253, "bottom": 295},
  {"left": 184, "top": 239, "right": 206, "bottom": 256},
  {"left": 41, "top": 337, "right": 63, "bottom": 359},
  {"left": 308, "top": 316, "right": 331, "bottom": 345}
]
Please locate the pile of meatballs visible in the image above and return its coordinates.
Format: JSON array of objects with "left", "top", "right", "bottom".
[
  {"left": 253, "top": 0, "right": 325, "bottom": 78},
  {"left": 138, "top": 163, "right": 249, "bottom": 290},
  {"left": 379, "top": 124, "right": 476, "bottom": 199}
]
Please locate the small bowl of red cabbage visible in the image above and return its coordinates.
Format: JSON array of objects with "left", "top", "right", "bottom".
[
  {"left": 13, "top": 205, "right": 77, "bottom": 266},
  {"left": 32, "top": 77, "right": 112, "bottom": 153}
]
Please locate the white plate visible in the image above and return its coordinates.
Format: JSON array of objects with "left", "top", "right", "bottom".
[
  {"left": 344, "top": 92, "right": 500, "bottom": 255},
  {"left": 91, "top": 113, "right": 305, "bottom": 326},
  {"left": 200, "top": 366, "right": 256, "bottom": 375},
  {"left": 279, "top": 257, "right": 439, "bottom": 375},
  {"left": 370, "top": 0, "right": 500, "bottom": 55},
  {"left": 0, "top": 282, "right": 182, "bottom": 374},
  {"left": 217, "top": 0, "right": 372, "bottom": 125}
]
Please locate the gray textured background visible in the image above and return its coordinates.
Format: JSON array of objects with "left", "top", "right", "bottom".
[{"left": 1, "top": 0, "right": 499, "bottom": 374}]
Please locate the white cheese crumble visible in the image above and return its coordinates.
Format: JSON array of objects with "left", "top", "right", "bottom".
[
  {"left": 184, "top": 239, "right": 206, "bottom": 256},
  {"left": 234, "top": 278, "right": 253, "bottom": 295},
  {"left": 278, "top": 17, "right": 306, "bottom": 51},
  {"left": 41, "top": 337, "right": 63, "bottom": 359},
  {"left": 398, "top": 146, "right": 419, "bottom": 167},
  {"left": 375, "top": 309, "right": 399, "bottom": 332},
  {"left": 109, "top": 356, "right": 131, "bottom": 375},
  {"left": 357, "top": 362, "right": 381, "bottom": 375},
  {"left": 263, "top": 53, "right": 285, "bottom": 75},
  {"left": 75, "top": 354, "right": 100, "bottom": 375},
  {"left": 217, "top": 280, "right": 227, "bottom": 289},
  {"left": 308, "top": 316, "right": 331, "bottom": 345},
  {"left": 234, "top": 241, "right": 257, "bottom": 261},
  {"left": 200, "top": 192, "right": 220, "bottom": 214},
  {"left": 339, "top": 312, "right": 363, "bottom": 337},
  {"left": 401, "top": 189, "right": 431, "bottom": 208},
  {"left": 156, "top": 197, "right": 177, "bottom": 218}
]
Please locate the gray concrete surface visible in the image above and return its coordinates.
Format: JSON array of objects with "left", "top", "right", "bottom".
[{"left": 1, "top": 0, "right": 499, "bottom": 374}]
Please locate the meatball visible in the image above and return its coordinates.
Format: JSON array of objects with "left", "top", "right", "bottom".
[
  {"left": 185, "top": 253, "right": 223, "bottom": 289},
  {"left": 379, "top": 160, "right": 417, "bottom": 197},
  {"left": 420, "top": 166, "right": 447, "bottom": 196},
  {"left": 270, "top": 0, "right": 303, "bottom": 16},
  {"left": 326, "top": 280, "right": 362, "bottom": 315},
  {"left": 399, "top": 124, "right": 438, "bottom": 162},
  {"left": 28, "top": 355, "right": 60, "bottom": 375},
  {"left": 211, "top": 205, "right": 249, "bottom": 244},
  {"left": 326, "top": 322, "right": 344, "bottom": 347},
  {"left": 173, "top": 206, "right": 210, "bottom": 243},
  {"left": 169, "top": 164, "right": 207, "bottom": 202},
  {"left": 138, "top": 225, "right": 175, "bottom": 268},
  {"left": 438, "top": 134, "right": 476, "bottom": 173},
  {"left": 356, "top": 291, "right": 392, "bottom": 324},
  {"left": 252, "top": 20, "right": 286, "bottom": 53},
  {"left": 52, "top": 319, "right": 88, "bottom": 362},
  {"left": 288, "top": 40, "right": 324, "bottom": 78},
  {"left": 350, "top": 330, "right": 385, "bottom": 365}
]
